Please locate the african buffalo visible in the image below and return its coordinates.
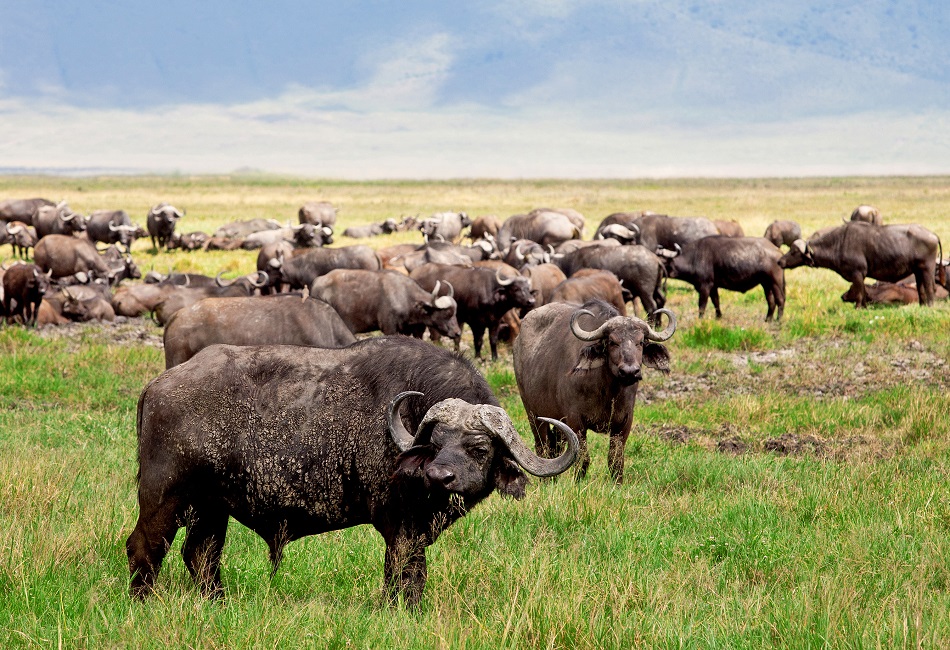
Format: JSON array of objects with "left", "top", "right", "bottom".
[
  {"left": 128, "top": 337, "right": 578, "bottom": 605},
  {"left": 277, "top": 245, "right": 381, "bottom": 290},
  {"left": 497, "top": 209, "right": 583, "bottom": 249},
  {"left": 469, "top": 215, "right": 501, "bottom": 240},
  {"left": 2, "top": 222, "right": 37, "bottom": 258},
  {"left": 152, "top": 273, "right": 268, "bottom": 325},
  {"left": 146, "top": 203, "right": 184, "bottom": 250},
  {"left": 714, "top": 219, "right": 745, "bottom": 238},
  {"left": 850, "top": 205, "right": 883, "bottom": 225},
  {"left": 33, "top": 235, "right": 115, "bottom": 281},
  {"left": 0, "top": 197, "right": 54, "bottom": 225},
  {"left": 778, "top": 222, "right": 943, "bottom": 307},
  {"left": 213, "top": 218, "right": 281, "bottom": 240},
  {"left": 763, "top": 220, "right": 802, "bottom": 248},
  {"left": 34, "top": 201, "right": 86, "bottom": 238},
  {"left": 520, "top": 263, "right": 567, "bottom": 308},
  {"left": 667, "top": 236, "right": 786, "bottom": 321},
  {"left": 86, "top": 210, "right": 138, "bottom": 249},
  {"left": 342, "top": 219, "right": 399, "bottom": 238},
  {"left": 554, "top": 243, "right": 666, "bottom": 315},
  {"left": 310, "top": 269, "right": 461, "bottom": 339},
  {"left": 2, "top": 263, "right": 51, "bottom": 326},
  {"left": 514, "top": 300, "right": 675, "bottom": 483},
  {"left": 298, "top": 201, "right": 338, "bottom": 227},
  {"left": 593, "top": 212, "right": 642, "bottom": 242},
  {"left": 632, "top": 213, "right": 718, "bottom": 251},
  {"left": 550, "top": 269, "right": 628, "bottom": 315},
  {"left": 162, "top": 292, "right": 357, "bottom": 368},
  {"left": 419, "top": 212, "right": 472, "bottom": 243},
  {"left": 410, "top": 263, "right": 535, "bottom": 360}
]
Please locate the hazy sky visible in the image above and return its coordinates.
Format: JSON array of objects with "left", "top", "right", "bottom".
[{"left": 1, "top": 1, "right": 948, "bottom": 178}]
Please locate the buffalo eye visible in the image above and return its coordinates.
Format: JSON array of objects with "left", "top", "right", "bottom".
[{"left": 465, "top": 435, "right": 493, "bottom": 462}]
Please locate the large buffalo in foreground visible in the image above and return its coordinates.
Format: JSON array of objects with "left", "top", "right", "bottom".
[
  {"left": 514, "top": 300, "right": 675, "bottom": 483},
  {"left": 666, "top": 236, "right": 786, "bottom": 321},
  {"left": 778, "top": 222, "right": 943, "bottom": 307},
  {"left": 162, "top": 293, "right": 357, "bottom": 368},
  {"left": 128, "top": 337, "right": 578, "bottom": 605}
]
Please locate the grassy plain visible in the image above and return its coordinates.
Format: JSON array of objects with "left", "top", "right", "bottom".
[{"left": 1, "top": 175, "right": 949, "bottom": 648}]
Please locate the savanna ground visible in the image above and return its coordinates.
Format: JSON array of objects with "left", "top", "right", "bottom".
[{"left": 1, "top": 175, "right": 949, "bottom": 648}]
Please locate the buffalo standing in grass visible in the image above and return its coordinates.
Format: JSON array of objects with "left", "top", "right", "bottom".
[
  {"left": 128, "top": 336, "right": 578, "bottom": 605},
  {"left": 666, "top": 236, "right": 786, "bottom": 321},
  {"left": 778, "top": 222, "right": 943, "bottom": 308},
  {"left": 763, "top": 220, "right": 802, "bottom": 249},
  {"left": 0, "top": 197, "right": 54, "bottom": 225},
  {"left": 514, "top": 300, "right": 675, "bottom": 483},
  {"left": 146, "top": 203, "right": 184, "bottom": 250},
  {"left": 2, "top": 263, "right": 51, "bottom": 326},
  {"left": 86, "top": 210, "right": 138, "bottom": 249},
  {"left": 310, "top": 269, "right": 461, "bottom": 339}
]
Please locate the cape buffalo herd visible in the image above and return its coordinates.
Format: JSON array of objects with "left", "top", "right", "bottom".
[{"left": 1, "top": 191, "right": 946, "bottom": 608}]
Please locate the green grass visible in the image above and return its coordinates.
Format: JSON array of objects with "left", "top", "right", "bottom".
[{"left": 2, "top": 175, "right": 950, "bottom": 647}]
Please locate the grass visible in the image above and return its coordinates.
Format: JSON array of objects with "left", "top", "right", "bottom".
[{"left": 2, "top": 175, "right": 950, "bottom": 647}]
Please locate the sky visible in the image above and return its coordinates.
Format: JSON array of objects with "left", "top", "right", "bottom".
[{"left": 1, "top": 1, "right": 948, "bottom": 178}]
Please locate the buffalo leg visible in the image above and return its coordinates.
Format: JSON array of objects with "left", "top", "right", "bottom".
[
  {"left": 127, "top": 497, "right": 182, "bottom": 598},
  {"left": 488, "top": 324, "right": 501, "bottom": 361},
  {"left": 573, "top": 425, "right": 591, "bottom": 481},
  {"left": 470, "top": 323, "right": 486, "bottom": 359},
  {"left": 181, "top": 508, "right": 229, "bottom": 598},
  {"left": 696, "top": 284, "right": 711, "bottom": 318},
  {"left": 384, "top": 535, "right": 428, "bottom": 607},
  {"left": 710, "top": 286, "right": 723, "bottom": 319},
  {"left": 764, "top": 284, "right": 776, "bottom": 321},
  {"left": 607, "top": 396, "right": 635, "bottom": 484},
  {"left": 914, "top": 269, "right": 935, "bottom": 306}
]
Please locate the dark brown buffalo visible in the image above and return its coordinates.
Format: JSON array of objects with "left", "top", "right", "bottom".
[
  {"left": 514, "top": 300, "right": 675, "bottom": 483},
  {"left": 298, "top": 201, "right": 338, "bottom": 227},
  {"left": 278, "top": 245, "right": 381, "bottom": 290},
  {"left": 667, "top": 236, "right": 786, "bottom": 321},
  {"left": 146, "top": 203, "right": 184, "bottom": 250},
  {"left": 310, "top": 269, "right": 461, "bottom": 339},
  {"left": 763, "top": 220, "right": 802, "bottom": 248},
  {"left": 162, "top": 292, "right": 357, "bottom": 368},
  {"left": 778, "top": 222, "right": 943, "bottom": 307},
  {"left": 166, "top": 231, "right": 209, "bottom": 251},
  {"left": 850, "top": 205, "right": 883, "bottom": 225},
  {"left": 213, "top": 218, "right": 281, "bottom": 240},
  {"left": 3, "top": 263, "right": 51, "bottom": 326},
  {"left": 128, "top": 337, "right": 577, "bottom": 604},
  {"left": 342, "top": 219, "right": 398, "bottom": 238},
  {"left": 550, "top": 269, "right": 628, "bottom": 314},
  {"left": 59, "top": 285, "right": 116, "bottom": 322},
  {"left": 554, "top": 243, "right": 666, "bottom": 315},
  {"left": 409, "top": 263, "right": 535, "bottom": 360},
  {"left": 593, "top": 212, "right": 643, "bottom": 242},
  {"left": 0, "top": 198, "right": 54, "bottom": 225},
  {"left": 632, "top": 213, "right": 718, "bottom": 251},
  {"left": 419, "top": 212, "right": 472, "bottom": 243},
  {"left": 34, "top": 201, "right": 86, "bottom": 238},
  {"left": 503, "top": 239, "right": 549, "bottom": 269},
  {"left": 86, "top": 210, "right": 138, "bottom": 249}
]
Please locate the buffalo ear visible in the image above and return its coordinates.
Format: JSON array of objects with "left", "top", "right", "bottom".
[
  {"left": 643, "top": 343, "right": 670, "bottom": 373},
  {"left": 393, "top": 445, "right": 435, "bottom": 481},
  {"left": 494, "top": 457, "right": 527, "bottom": 500},
  {"left": 570, "top": 344, "right": 605, "bottom": 374}
]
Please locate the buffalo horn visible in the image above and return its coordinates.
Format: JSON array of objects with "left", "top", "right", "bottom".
[
  {"left": 214, "top": 271, "right": 233, "bottom": 287},
  {"left": 251, "top": 271, "right": 269, "bottom": 287},
  {"left": 477, "top": 407, "right": 578, "bottom": 478},
  {"left": 109, "top": 223, "right": 118, "bottom": 231},
  {"left": 643, "top": 308, "right": 677, "bottom": 342},
  {"left": 387, "top": 391, "right": 424, "bottom": 452},
  {"left": 570, "top": 309, "right": 623, "bottom": 341},
  {"left": 61, "top": 211, "right": 76, "bottom": 221},
  {"left": 45, "top": 268, "right": 53, "bottom": 278},
  {"left": 515, "top": 244, "right": 525, "bottom": 261},
  {"left": 7, "top": 224, "right": 22, "bottom": 235},
  {"left": 792, "top": 239, "right": 807, "bottom": 254},
  {"left": 431, "top": 280, "right": 441, "bottom": 300},
  {"left": 495, "top": 268, "right": 514, "bottom": 286},
  {"left": 443, "top": 280, "right": 454, "bottom": 298}
]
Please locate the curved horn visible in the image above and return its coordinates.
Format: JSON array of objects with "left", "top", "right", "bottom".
[
  {"left": 45, "top": 268, "right": 53, "bottom": 279},
  {"left": 61, "top": 211, "right": 76, "bottom": 221},
  {"left": 515, "top": 244, "right": 526, "bottom": 261},
  {"left": 495, "top": 268, "right": 514, "bottom": 286},
  {"left": 109, "top": 222, "right": 118, "bottom": 231},
  {"left": 7, "top": 224, "right": 22, "bottom": 235},
  {"left": 387, "top": 391, "right": 423, "bottom": 452},
  {"left": 643, "top": 308, "right": 677, "bottom": 342},
  {"left": 443, "top": 280, "right": 454, "bottom": 298},
  {"left": 570, "top": 309, "right": 621, "bottom": 341},
  {"left": 479, "top": 407, "right": 578, "bottom": 478},
  {"left": 215, "top": 271, "right": 234, "bottom": 287},
  {"left": 431, "top": 280, "right": 441, "bottom": 300},
  {"left": 251, "top": 271, "right": 269, "bottom": 287}
]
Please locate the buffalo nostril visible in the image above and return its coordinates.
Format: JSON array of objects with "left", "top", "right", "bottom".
[{"left": 426, "top": 465, "right": 455, "bottom": 486}]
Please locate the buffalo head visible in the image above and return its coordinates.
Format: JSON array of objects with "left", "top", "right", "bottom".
[
  {"left": 569, "top": 306, "right": 676, "bottom": 384},
  {"left": 777, "top": 239, "right": 814, "bottom": 269},
  {"left": 388, "top": 392, "right": 578, "bottom": 499}
]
